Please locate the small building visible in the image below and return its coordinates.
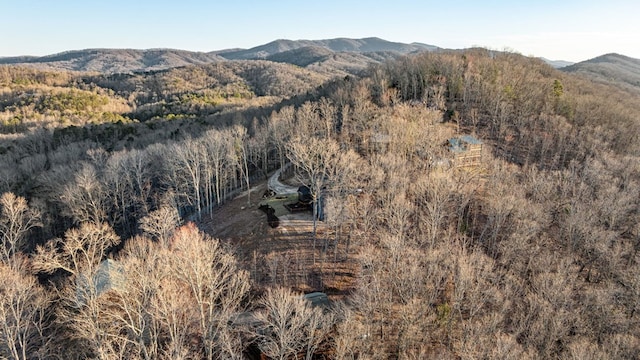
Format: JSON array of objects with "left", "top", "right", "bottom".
[
  {"left": 448, "top": 135, "right": 483, "bottom": 167},
  {"left": 303, "top": 292, "right": 330, "bottom": 308},
  {"left": 369, "top": 133, "right": 391, "bottom": 153},
  {"left": 76, "top": 259, "right": 125, "bottom": 305},
  {"left": 298, "top": 185, "right": 312, "bottom": 204}
]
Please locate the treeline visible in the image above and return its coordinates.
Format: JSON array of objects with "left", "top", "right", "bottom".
[{"left": 2, "top": 49, "right": 640, "bottom": 359}]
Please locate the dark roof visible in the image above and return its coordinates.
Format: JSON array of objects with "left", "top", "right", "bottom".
[
  {"left": 298, "top": 185, "right": 312, "bottom": 203},
  {"left": 459, "top": 135, "right": 482, "bottom": 144},
  {"left": 448, "top": 135, "right": 482, "bottom": 152},
  {"left": 303, "top": 292, "right": 330, "bottom": 307},
  {"left": 76, "top": 259, "right": 125, "bottom": 305}
]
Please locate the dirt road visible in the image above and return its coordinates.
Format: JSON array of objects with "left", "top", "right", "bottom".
[{"left": 268, "top": 167, "right": 298, "bottom": 194}]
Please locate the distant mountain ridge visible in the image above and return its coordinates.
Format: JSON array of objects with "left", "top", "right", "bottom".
[
  {"left": 540, "top": 57, "right": 574, "bottom": 69},
  {"left": 263, "top": 46, "right": 404, "bottom": 76},
  {"left": 218, "top": 37, "right": 438, "bottom": 60},
  {"left": 0, "top": 37, "right": 439, "bottom": 74},
  {"left": 562, "top": 53, "right": 640, "bottom": 91},
  {"left": 0, "top": 48, "right": 224, "bottom": 73},
  {"left": 265, "top": 46, "right": 335, "bottom": 67}
]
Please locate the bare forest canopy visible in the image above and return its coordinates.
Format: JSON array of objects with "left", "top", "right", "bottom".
[{"left": 2, "top": 47, "right": 640, "bottom": 359}]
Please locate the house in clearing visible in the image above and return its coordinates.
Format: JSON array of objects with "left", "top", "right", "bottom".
[
  {"left": 368, "top": 133, "right": 391, "bottom": 153},
  {"left": 448, "top": 135, "right": 483, "bottom": 167}
]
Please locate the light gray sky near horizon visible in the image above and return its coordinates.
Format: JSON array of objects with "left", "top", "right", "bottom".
[{"left": 1, "top": 0, "right": 638, "bottom": 62}]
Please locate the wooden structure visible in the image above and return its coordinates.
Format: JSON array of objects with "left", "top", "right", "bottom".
[
  {"left": 368, "top": 133, "right": 391, "bottom": 153},
  {"left": 76, "top": 259, "right": 125, "bottom": 305},
  {"left": 448, "top": 135, "right": 483, "bottom": 167}
]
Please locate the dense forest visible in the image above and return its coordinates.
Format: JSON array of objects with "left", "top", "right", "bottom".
[{"left": 1, "top": 48, "right": 640, "bottom": 359}]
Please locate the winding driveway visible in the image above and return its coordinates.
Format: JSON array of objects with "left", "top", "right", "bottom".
[{"left": 268, "top": 167, "right": 299, "bottom": 194}]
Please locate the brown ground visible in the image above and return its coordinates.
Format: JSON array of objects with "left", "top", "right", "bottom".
[{"left": 198, "top": 180, "right": 358, "bottom": 296}]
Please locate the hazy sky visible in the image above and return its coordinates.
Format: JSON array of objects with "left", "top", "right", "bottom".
[{"left": 1, "top": 0, "right": 638, "bottom": 62}]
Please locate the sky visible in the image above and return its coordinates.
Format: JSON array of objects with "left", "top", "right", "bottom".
[{"left": 1, "top": 0, "right": 639, "bottom": 62}]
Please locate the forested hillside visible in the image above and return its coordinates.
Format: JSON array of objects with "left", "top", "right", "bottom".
[
  {"left": 0, "top": 48, "right": 225, "bottom": 74},
  {"left": 1, "top": 48, "right": 640, "bottom": 359},
  {"left": 562, "top": 53, "right": 640, "bottom": 92}
]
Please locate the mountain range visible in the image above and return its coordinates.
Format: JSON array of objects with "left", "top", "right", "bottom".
[
  {"left": 0, "top": 37, "right": 437, "bottom": 74},
  {"left": 0, "top": 48, "right": 225, "bottom": 74},
  {"left": 1, "top": 37, "right": 639, "bottom": 93},
  {"left": 216, "top": 37, "right": 437, "bottom": 60}
]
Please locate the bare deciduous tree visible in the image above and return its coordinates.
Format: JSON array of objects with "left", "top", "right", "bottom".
[
  {"left": 254, "top": 287, "right": 334, "bottom": 360},
  {"left": 0, "top": 192, "right": 41, "bottom": 265},
  {"left": 170, "top": 223, "right": 250, "bottom": 360},
  {"left": 268, "top": 106, "right": 295, "bottom": 170},
  {"left": 32, "top": 222, "right": 122, "bottom": 359},
  {"left": 60, "top": 163, "right": 109, "bottom": 224},
  {"left": 32, "top": 222, "right": 120, "bottom": 277},
  {"left": 109, "top": 236, "right": 164, "bottom": 360},
  {"left": 412, "top": 170, "right": 453, "bottom": 248},
  {"left": 0, "top": 261, "right": 48, "bottom": 360},
  {"left": 333, "top": 303, "right": 367, "bottom": 360},
  {"left": 287, "top": 137, "right": 341, "bottom": 263},
  {"left": 138, "top": 205, "right": 181, "bottom": 247},
  {"left": 167, "top": 138, "right": 205, "bottom": 220},
  {"left": 231, "top": 125, "right": 252, "bottom": 206}
]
